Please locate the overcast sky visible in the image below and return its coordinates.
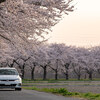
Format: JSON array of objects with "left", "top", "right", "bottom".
[{"left": 48, "top": 0, "right": 100, "bottom": 47}]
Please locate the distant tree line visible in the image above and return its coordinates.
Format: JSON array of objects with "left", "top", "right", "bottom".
[{"left": 0, "top": 41, "right": 100, "bottom": 80}]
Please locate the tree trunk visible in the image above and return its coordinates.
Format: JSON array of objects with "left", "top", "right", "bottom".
[
  {"left": 89, "top": 72, "right": 92, "bottom": 80},
  {"left": 31, "top": 67, "right": 35, "bottom": 80},
  {"left": 65, "top": 68, "right": 69, "bottom": 80},
  {"left": 10, "top": 64, "right": 13, "bottom": 68},
  {"left": 21, "top": 64, "right": 25, "bottom": 79},
  {"left": 78, "top": 74, "right": 81, "bottom": 80},
  {"left": 43, "top": 66, "right": 47, "bottom": 80},
  {"left": 21, "top": 69, "right": 24, "bottom": 79},
  {"left": 55, "top": 70, "right": 58, "bottom": 80},
  {"left": 65, "top": 73, "right": 68, "bottom": 80},
  {"left": 84, "top": 74, "right": 87, "bottom": 79},
  {"left": 65, "top": 63, "right": 69, "bottom": 80}
]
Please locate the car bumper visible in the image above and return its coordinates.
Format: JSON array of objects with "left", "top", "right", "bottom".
[{"left": 0, "top": 81, "right": 22, "bottom": 89}]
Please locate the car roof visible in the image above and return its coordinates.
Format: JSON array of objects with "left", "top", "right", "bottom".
[{"left": 0, "top": 67, "right": 16, "bottom": 69}]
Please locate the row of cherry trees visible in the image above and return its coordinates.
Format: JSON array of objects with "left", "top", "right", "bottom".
[
  {"left": 0, "top": 0, "right": 75, "bottom": 80},
  {"left": 0, "top": 1, "right": 74, "bottom": 79},
  {"left": 1, "top": 0, "right": 100, "bottom": 80},
  {"left": 0, "top": 40, "right": 100, "bottom": 80}
]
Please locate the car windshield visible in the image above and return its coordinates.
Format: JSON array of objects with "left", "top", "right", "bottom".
[{"left": 0, "top": 69, "right": 18, "bottom": 75}]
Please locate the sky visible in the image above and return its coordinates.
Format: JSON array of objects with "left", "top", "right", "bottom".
[{"left": 48, "top": 0, "right": 100, "bottom": 47}]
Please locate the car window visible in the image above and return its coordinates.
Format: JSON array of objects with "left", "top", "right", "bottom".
[{"left": 0, "top": 69, "right": 18, "bottom": 75}]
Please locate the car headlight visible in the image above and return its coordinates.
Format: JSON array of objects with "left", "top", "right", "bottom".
[{"left": 15, "top": 79, "right": 20, "bottom": 81}]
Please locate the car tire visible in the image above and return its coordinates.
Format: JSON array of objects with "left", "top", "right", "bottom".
[{"left": 15, "top": 88, "right": 22, "bottom": 91}]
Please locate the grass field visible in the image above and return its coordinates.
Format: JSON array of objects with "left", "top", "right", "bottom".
[{"left": 22, "top": 79, "right": 100, "bottom": 83}]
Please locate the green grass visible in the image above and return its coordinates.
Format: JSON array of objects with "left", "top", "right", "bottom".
[
  {"left": 22, "top": 78, "right": 100, "bottom": 83},
  {"left": 23, "top": 87, "right": 100, "bottom": 100}
]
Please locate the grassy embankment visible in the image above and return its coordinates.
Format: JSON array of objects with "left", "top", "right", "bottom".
[
  {"left": 23, "top": 87, "right": 100, "bottom": 100},
  {"left": 22, "top": 79, "right": 100, "bottom": 100}
]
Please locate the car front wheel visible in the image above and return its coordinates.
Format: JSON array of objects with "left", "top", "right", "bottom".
[{"left": 15, "top": 88, "right": 22, "bottom": 91}]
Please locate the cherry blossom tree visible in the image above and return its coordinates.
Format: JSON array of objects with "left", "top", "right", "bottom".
[
  {"left": 0, "top": 0, "right": 74, "bottom": 45},
  {"left": 0, "top": 39, "right": 14, "bottom": 67},
  {"left": 7, "top": 42, "right": 33, "bottom": 79},
  {"left": 61, "top": 61, "right": 71, "bottom": 80},
  {"left": 35, "top": 44, "right": 50, "bottom": 80},
  {"left": 26, "top": 47, "right": 39, "bottom": 80},
  {"left": 60, "top": 46, "right": 74, "bottom": 80},
  {"left": 70, "top": 47, "right": 88, "bottom": 80},
  {"left": 78, "top": 48, "right": 97, "bottom": 80},
  {"left": 15, "top": 56, "right": 30, "bottom": 79},
  {"left": 48, "top": 43, "right": 66, "bottom": 80},
  {"left": 27, "top": 58, "right": 37, "bottom": 80},
  {"left": 89, "top": 46, "right": 100, "bottom": 75}
]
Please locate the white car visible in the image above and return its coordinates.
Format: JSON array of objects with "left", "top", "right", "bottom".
[{"left": 0, "top": 67, "right": 22, "bottom": 91}]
